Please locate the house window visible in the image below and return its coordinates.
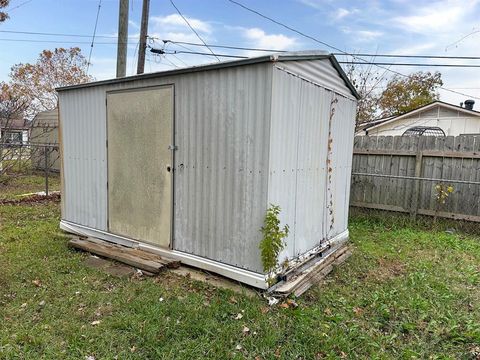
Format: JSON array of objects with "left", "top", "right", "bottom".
[{"left": 1, "top": 130, "right": 23, "bottom": 145}]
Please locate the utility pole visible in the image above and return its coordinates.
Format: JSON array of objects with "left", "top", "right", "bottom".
[
  {"left": 116, "top": 0, "right": 129, "bottom": 78},
  {"left": 137, "top": 0, "right": 150, "bottom": 74}
]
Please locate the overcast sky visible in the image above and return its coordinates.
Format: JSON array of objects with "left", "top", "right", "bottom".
[{"left": 1, "top": 0, "right": 479, "bottom": 106}]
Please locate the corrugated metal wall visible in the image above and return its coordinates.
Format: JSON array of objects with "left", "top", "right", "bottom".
[
  {"left": 59, "top": 63, "right": 272, "bottom": 273},
  {"left": 268, "top": 65, "right": 356, "bottom": 262},
  {"left": 173, "top": 65, "right": 272, "bottom": 273},
  {"left": 60, "top": 86, "right": 108, "bottom": 230},
  {"left": 59, "top": 58, "right": 356, "bottom": 275},
  {"left": 329, "top": 95, "right": 357, "bottom": 237},
  {"left": 275, "top": 59, "right": 355, "bottom": 100}
]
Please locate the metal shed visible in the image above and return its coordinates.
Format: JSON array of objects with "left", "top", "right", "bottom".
[{"left": 57, "top": 51, "right": 359, "bottom": 289}]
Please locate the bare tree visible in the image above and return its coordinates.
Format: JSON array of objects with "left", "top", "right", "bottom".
[
  {"left": 7, "top": 47, "right": 92, "bottom": 120},
  {"left": 0, "top": 47, "right": 91, "bottom": 185},
  {"left": 344, "top": 56, "right": 391, "bottom": 128},
  {"left": 0, "top": 84, "right": 28, "bottom": 180},
  {"left": 0, "top": 0, "right": 9, "bottom": 22},
  {"left": 0, "top": 86, "right": 61, "bottom": 198}
]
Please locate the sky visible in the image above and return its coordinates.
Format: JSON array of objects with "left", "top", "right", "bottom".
[{"left": 1, "top": 0, "right": 479, "bottom": 106}]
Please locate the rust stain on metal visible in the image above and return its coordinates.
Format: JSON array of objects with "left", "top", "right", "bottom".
[{"left": 325, "top": 96, "right": 338, "bottom": 234}]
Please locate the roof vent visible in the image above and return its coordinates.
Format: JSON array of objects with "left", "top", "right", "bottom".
[{"left": 464, "top": 99, "right": 475, "bottom": 110}]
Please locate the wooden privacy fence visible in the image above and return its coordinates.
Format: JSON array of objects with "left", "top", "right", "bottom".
[{"left": 350, "top": 135, "right": 480, "bottom": 222}]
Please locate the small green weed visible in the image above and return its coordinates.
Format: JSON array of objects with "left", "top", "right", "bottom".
[{"left": 259, "top": 204, "right": 289, "bottom": 281}]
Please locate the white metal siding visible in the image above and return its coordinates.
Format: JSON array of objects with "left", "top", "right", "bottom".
[
  {"left": 60, "top": 86, "right": 108, "bottom": 230},
  {"left": 59, "top": 63, "right": 271, "bottom": 273},
  {"left": 277, "top": 59, "right": 355, "bottom": 100},
  {"left": 268, "top": 66, "right": 356, "bottom": 262},
  {"left": 173, "top": 65, "right": 272, "bottom": 272},
  {"left": 329, "top": 95, "right": 357, "bottom": 236},
  {"left": 59, "top": 56, "right": 357, "bottom": 277}
]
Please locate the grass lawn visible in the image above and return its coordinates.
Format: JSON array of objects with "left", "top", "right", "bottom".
[
  {"left": 1, "top": 202, "right": 479, "bottom": 359},
  {"left": 0, "top": 173, "right": 60, "bottom": 200}
]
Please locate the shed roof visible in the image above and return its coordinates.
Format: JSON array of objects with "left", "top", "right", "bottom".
[
  {"left": 0, "top": 116, "right": 27, "bottom": 130},
  {"left": 33, "top": 110, "right": 58, "bottom": 127},
  {"left": 56, "top": 51, "right": 360, "bottom": 99}
]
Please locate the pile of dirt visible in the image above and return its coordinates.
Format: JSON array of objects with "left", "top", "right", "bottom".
[{"left": 0, "top": 193, "right": 61, "bottom": 205}]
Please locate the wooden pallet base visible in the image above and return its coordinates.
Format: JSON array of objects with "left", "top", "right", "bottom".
[
  {"left": 68, "top": 236, "right": 180, "bottom": 274},
  {"left": 274, "top": 244, "right": 352, "bottom": 297}
]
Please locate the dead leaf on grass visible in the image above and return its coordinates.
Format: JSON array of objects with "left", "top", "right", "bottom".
[
  {"left": 90, "top": 320, "right": 101, "bottom": 326},
  {"left": 353, "top": 307, "right": 364, "bottom": 316},
  {"left": 32, "top": 279, "right": 42, "bottom": 287},
  {"left": 234, "top": 313, "right": 243, "bottom": 320},
  {"left": 279, "top": 299, "right": 298, "bottom": 309},
  {"left": 286, "top": 299, "right": 298, "bottom": 308}
]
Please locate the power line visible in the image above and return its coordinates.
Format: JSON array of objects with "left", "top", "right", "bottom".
[
  {"left": 335, "top": 53, "right": 480, "bottom": 61},
  {"left": 170, "top": 53, "right": 189, "bottom": 67},
  {"left": 156, "top": 49, "right": 480, "bottom": 67},
  {"left": 0, "top": 37, "right": 120, "bottom": 44},
  {"left": 168, "top": 0, "right": 220, "bottom": 61},
  {"left": 163, "top": 40, "right": 198, "bottom": 53},
  {"left": 87, "top": 0, "right": 102, "bottom": 74},
  {"left": 226, "top": 0, "right": 480, "bottom": 100},
  {"left": 3, "top": 27, "right": 480, "bottom": 61},
  {"left": 151, "top": 48, "right": 247, "bottom": 59},
  {"left": 162, "top": 39, "right": 480, "bottom": 61},
  {"left": 445, "top": 29, "right": 480, "bottom": 51},
  {"left": 160, "top": 39, "right": 287, "bottom": 53},
  {"left": 7, "top": 0, "right": 34, "bottom": 12},
  {"left": 160, "top": 54, "right": 180, "bottom": 68},
  {"left": 339, "top": 62, "right": 480, "bottom": 68},
  {"left": 226, "top": 0, "right": 342, "bottom": 51},
  {"left": 131, "top": 39, "right": 140, "bottom": 74},
  {"left": 0, "top": 29, "right": 118, "bottom": 38},
  {"left": 3, "top": 26, "right": 480, "bottom": 62}
]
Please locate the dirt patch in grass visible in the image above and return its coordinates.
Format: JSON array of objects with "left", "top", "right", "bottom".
[
  {"left": 367, "top": 257, "right": 407, "bottom": 281},
  {"left": 0, "top": 193, "right": 60, "bottom": 205},
  {"left": 0, "top": 174, "right": 60, "bottom": 200}
]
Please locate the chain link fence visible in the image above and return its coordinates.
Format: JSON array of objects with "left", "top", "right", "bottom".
[{"left": 0, "top": 142, "right": 60, "bottom": 201}]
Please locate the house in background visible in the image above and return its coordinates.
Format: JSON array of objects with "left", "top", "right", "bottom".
[
  {"left": 358, "top": 100, "right": 480, "bottom": 136},
  {"left": 0, "top": 116, "right": 29, "bottom": 145},
  {"left": 30, "top": 109, "right": 60, "bottom": 172}
]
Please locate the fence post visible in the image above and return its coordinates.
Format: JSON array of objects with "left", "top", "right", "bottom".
[
  {"left": 410, "top": 150, "right": 423, "bottom": 219},
  {"left": 44, "top": 146, "right": 49, "bottom": 196}
]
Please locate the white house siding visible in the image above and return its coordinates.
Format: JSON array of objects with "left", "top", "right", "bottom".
[{"left": 367, "top": 106, "right": 480, "bottom": 136}]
